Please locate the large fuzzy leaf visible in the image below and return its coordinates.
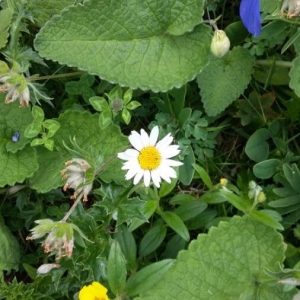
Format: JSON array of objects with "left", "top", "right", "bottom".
[
  {"left": 0, "top": 8, "right": 13, "bottom": 50},
  {"left": 34, "top": 0, "right": 211, "bottom": 92},
  {"left": 29, "top": 110, "right": 128, "bottom": 193},
  {"left": 197, "top": 47, "right": 254, "bottom": 116},
  {"left": 135, "top": 216, "right": 296, "bottom": 300},
  {"left": 0, "top": 98, "right": 38, "bottom": 187},
  {"left": 28, "top": 0, "right": 76, "bottom": 27},
  {"left": 0, "top": 215, "right": 20, "bottom": 271}
]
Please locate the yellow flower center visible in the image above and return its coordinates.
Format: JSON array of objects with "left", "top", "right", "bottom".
[{"left": 138, "top": 146, "right": 161, "bottom": 170}]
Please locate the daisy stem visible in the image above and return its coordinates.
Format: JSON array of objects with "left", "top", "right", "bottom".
[{"left": 153, "top": 186, "right": 163, "bottom": 214}]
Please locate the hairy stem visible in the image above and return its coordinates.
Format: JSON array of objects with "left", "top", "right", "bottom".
[
  {"left": 61, "top": 193, "right": 83, "bottom": 222},
  {"left": 28, "top": 71, "right": 84, "bottom": 81},
  {"left": 255, "top": 60, "right": 293, "bottom": 68}
]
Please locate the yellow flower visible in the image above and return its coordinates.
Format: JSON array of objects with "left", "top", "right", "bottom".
[
  {"left": 79, "top": 282, "right": 109, "bottom": 300},
  {"left": 220, "top": 178, "right": 228, "bottom": 186}
]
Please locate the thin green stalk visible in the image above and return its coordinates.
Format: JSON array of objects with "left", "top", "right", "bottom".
[
  {"left": 28, "top": 71, "right": 84, "bottom": 82},
  {"left": 255, "top": 60, "right": 293, "bottom": 68},
  {"left": 61, "top": 193, "right": 83, "bottom": 222}
]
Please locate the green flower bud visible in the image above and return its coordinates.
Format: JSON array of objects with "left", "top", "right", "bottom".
[{"left": 210, "top": 30, "right": 230, "bottom": 58}]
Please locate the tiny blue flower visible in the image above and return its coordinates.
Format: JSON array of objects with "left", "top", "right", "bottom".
[
  {"left": 240, "top": 0, "right": 261, "bottom": 36},
  {"left": 12, "top": 132, "right": 20, "bottom": 142}
]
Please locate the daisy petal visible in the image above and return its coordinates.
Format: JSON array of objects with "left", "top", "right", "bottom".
[
  {"left": 129, "top": 131, "right": 143, "bottom": 150},
  {"left": 125, "top": 166, "right": 139, "bottom": 180},
  {"left": 158, "top": 164, "right": 177, "bottom": 181},
  {"left": 117, "top": 152, "right": 129, "bottom": 160},
  {"left": 118, "top": 149, "right": 139, "bottom": 161},
  {"left": 143, "top": 170, "right": 151, "bottom": 187},
  {"left": 140, "top": 129, "right": 150, "bottom": 147},
  {"left": 124, "top": 148, "right": 139, "bottom": 158},
  {"left": 163, "top": 159, "right": 183, "bottom": 167},
  {"left": 133, "top": 169, "right": 144, "bottom": 185},
  {"left": 149, "top": 126, "right": 159, "bottom": 146},
  {"left": 122, "top": 160, "right": 140, "bottom": 171},
  {"left": 156, "top": 134, "right": 173, "bottom": 151},
  {"left": 161, "top": 145, "right": 181, "bottom": 158},
  {"left": 151, "top": 169, "right": 161, "bottom": 188}
]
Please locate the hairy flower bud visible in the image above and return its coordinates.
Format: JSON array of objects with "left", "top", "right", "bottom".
[
  {"left": 280, "top": 0, "right": 300, "bottom": 18},
  {"left": 27, "top": 219, "right": 76, "bottom": 259},
  {"left": 0, "top": 73, "right": 31, "bottom": 107},
  {"left": 61, "top": 158, "right": 93, "bottom": 201},
  {"left": 37, "top": 263, "right": 60, "bottom": 275},
  {"left": 210, "top": 30, "right": 230, "bottom": 58}
]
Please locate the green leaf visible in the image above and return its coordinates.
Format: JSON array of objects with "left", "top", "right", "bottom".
[
  {"left": 283, "top": 163, "right": 300, "bottom": 193},
  {"left": 269, "top": 196, "right": 300, "bottom": 208},
  {"left": 261, "top": 0, "right": 279, "bottom": 13},
  {"left": 159, "top": 177, "right": 178, "bottom": 198},
  {"left": 290, "top": 56, "right": 300, "bottom": 98},
  {"left": 186, "top": 209, "right": 217, "bottom": 230},
  {"left": 197, "top": 47, "right": 254, "bottom": 116},
  {"left": 192, "top": 164, "right": 212, "bottom": 189},
  {"left": 44, "top": 139, "right": 54, "bottom": 151},
  {"left": 30, "top": 138, "right": 45, "bottom": 146},
  {"left": 123, "top": 89, "right": 133, "bottom": 105},
  {"left": 179, "top": 145, "right": 195, "bottom": 185},
  {"left": 24, "top": 122, "right": 42, "bottom": 138},
  {"left": 129, "top": 200, "right": 158, "bottom": 232},
  {"left": 281, "top": 28, "right": 300, "bottom": 54},
  {"left": 0, "top": 61, "right": 9, "bottom": 74},
  {"left": 125, "top": 259, "right": 173, "bottom": 297},
  {"left": 253, "top": 159, "right": 281, "bottom": 179},
  {"left": 169, "top": 194, "right": 196, "bottom": 205},
  {"left": 126, "top": 100, "right": 141, "bottom": 110},
  {"left": 122, "top": 108, "right": 131, "bottom": 125},
  {"left": 99, "top": 110, "right": 113, "bottom": 129},
  {"left": 250, "top": 210, "right": 284, "bottom": 231},
  {"left": 29, "top": 110, "right": 128, "bottom": 193},
  {"left": 200, "top": 190, "right": 228, "bottom": 204},
  {"left": 43, "top": 119, "right": 60, "bottom": 138},
  {"left": 174, "top": 201, "right": 207, "bottom": 221},
  {"left": 178, "top": 107, "right": 192, "bottom": 128},
  {"left": 0, "top": 100, "right": 38, "bottom": 187},
  {"left": 34, "top": 0, "right": 210, "bottom": 92},
  {"left": 107, "top": 240, "right": 127, "bottom": 295},
  {"left": 222, "top": 191, "right": 249, "bottom": 212},
  {"left": 0, "top": 215, "right": 20, "bottom": 271},
  {"left": 89, "top": 96, "right": 110, "bottom": 112},
  {"left": 28, "top": 0, "right": 76, "bottom": 27},
  {"left": 139, "top": 222, "right": 167, "bottom": 257},
  {"left": 114, "top": 225, "right": 137, "bottom": 272},
  {"left": 245, "top": 128, "right": 270, "bottom": 162},
  {"left": 170, "top": 85, "right": 186, "bottom": 117},
  {"left": 135, "top": 216, "right": 297, "bottom": 300},
  {"left": 161, "top": 211, "right": 190, "bottom": 241},
  {"left": 0, "top": 8, "right": 13, "bottom": 50},
  {"left": 31, "top": 106, "right": 44, "bottom": 123}
]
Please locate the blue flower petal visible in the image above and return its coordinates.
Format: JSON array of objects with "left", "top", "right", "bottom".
[{"left": 240, "top": 0, "right": 261, "bottom": 36}]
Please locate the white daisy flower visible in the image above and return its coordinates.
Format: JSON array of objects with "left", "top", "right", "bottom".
[{"left": 118, "top": 126, "right": 183, "bottom": 188}]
